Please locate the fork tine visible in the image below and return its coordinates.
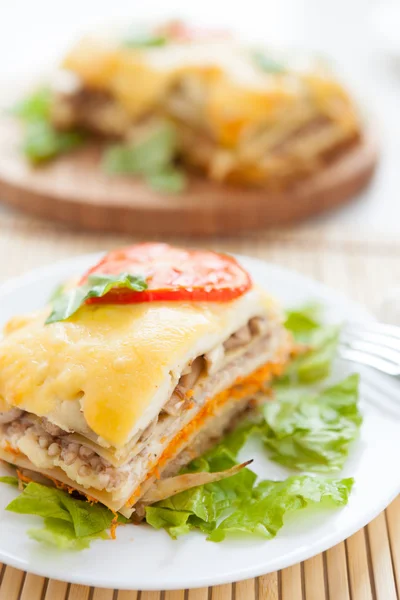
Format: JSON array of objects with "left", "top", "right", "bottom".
[
  {"left": 361, "top": 381, "right": 400, "bottom": 420},
  {"left": 338, "top": 346, "right": 400, "bottom": 376},
  {"left": 345, "top": 322, "right": 400, "bottom": 340},
  {"left": 340, "top": 338, "right": 400, "bottom": 366},
  {"left": 358, "top": 367, "right": 400, "bottom": 419},
  {"left": 340, "top": 321, "right": 400, "bottom": 413},
  {"left": 342, "top": 330, "right": 400, "bottom": 352}
]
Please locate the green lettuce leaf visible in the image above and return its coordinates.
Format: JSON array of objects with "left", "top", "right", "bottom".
[
  {"left": 146, "top": 169, "right": 187, "bottom": 193},
  {"left": 144, "top": 507, "right": 192, "bottom": 539},
  {"left": 102, "top": 121, "right": 186, "bottom": 193},
  {"left": 12, "top": 87, "right": 52, "bottom": 121},
  {"left": 28, "top": 518, "right": 108, "bottom": 550},
  {"left": 102, "top": 122, "right": 177, "bottom": 175},
  {"left": 6, "top": 483, "right": 72, "bottom": 522},
  {"left": 5, "top": 482, "right": 123, "bottom": 548},
  {"left": 208, "top": 476, "right": 353, "bottom": 541},
  {"left": 46, "top": 272, "right": 147, "bottom": 324},
  {"left": 264, "top": 375, "right": 362, "bottom": 472},
  {"left": 281, "top": 305, "right": 340, "bottom": 384},
  {"left": 12, "top": 87, "right": 85, "bottom": 163},
  {"left": 0, "top": 476, "right": 19, "bottom": 486},
  {"left": 146, "top": 424, "right": 258, "bottom": 538},
  {"left": 22, "top": 120, "right": 84, "bottom": 164},
  {"left": 145, "top": 423, "right": 354, "bottom": 541}
]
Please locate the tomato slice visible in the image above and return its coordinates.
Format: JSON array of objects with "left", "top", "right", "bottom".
[
  {"left": 156, "top": 21, "right": 230, "bottom": 43},
  {"left": 81, "top": 243, "right": 252, "bottom": 304}
]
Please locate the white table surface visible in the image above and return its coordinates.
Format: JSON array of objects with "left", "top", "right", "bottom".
[{"left": 0, "top": 0, "right": 399, "bottom": 237}]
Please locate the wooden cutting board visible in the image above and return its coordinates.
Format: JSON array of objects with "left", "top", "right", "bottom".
[{"left": 0, "top": 116, "right": 378, "bottom": 235}]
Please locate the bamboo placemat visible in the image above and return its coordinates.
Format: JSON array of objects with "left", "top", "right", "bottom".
[{"left": 0, "top": 211, "right": 399, "bottom": 600}]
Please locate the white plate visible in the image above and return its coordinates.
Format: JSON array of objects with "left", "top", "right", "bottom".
[{"left": 0, "top": 253, "right": 399, "bottom": 591}]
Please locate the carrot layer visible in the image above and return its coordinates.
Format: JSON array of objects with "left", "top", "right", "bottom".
[{"left": 128, "top": 357, "right": 286, "bottom": 506}]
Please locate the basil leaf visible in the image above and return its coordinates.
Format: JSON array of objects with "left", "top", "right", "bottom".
[
  {"left": 48, "top": 282, "right": 67, "bottom": 302},
  {"left": 122, "top": 34, "right": 167, "bottom": 49},
  {"left": 46, "top": 272, "right": 147, "bottom": 324},
  {"left": 253, "top": 51, "right": 286, "bottom": 74}
]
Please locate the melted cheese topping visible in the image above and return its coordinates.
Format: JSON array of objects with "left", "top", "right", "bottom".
[{"left": 0, "top": 288, "right": 274, "bottom": 448}]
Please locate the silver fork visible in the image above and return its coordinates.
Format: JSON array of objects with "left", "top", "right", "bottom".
[
  {"left": 339, "top": 322, "right": 400, "bottom": 377},
  {"left": 339, "top": 322, "right": 400, "bottom": 418}
]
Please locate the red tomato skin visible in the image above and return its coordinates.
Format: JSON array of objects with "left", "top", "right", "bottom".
[{"left": 82, "top": 243, "right": 252, "bottom": 304}]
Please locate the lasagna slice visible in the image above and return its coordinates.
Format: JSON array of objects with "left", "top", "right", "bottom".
[
  {"left": 0, "top": 244, "right": 291, "bottom": 516},
  {"left": 50, "top": 21, "right": 361, "bottom": 188}
]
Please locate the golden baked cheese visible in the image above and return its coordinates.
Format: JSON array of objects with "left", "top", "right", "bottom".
[{"left": 0, "top": 288, "right": 273, "bottom": 448}]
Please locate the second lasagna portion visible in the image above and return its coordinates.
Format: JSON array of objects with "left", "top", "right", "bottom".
[
  {"left": 49, "top": 21, "right": 361, "bottom": 188},
  {"left": 0, "top": 276, "right": 291, "bottom": 514}
]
